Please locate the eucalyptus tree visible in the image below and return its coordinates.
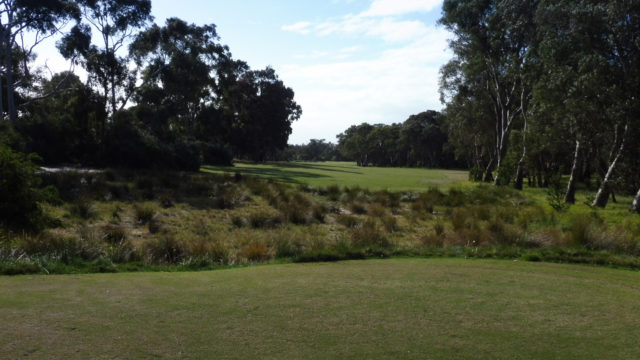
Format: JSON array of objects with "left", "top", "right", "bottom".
[
  {"left": 401, "top": 110, "right": 447, "bottom": 168},
  {"left": 591, "top": 0, "right": 640, "bottom": 208},
  {"left": 58, "top": 0, "right": 152, "bottom": 117},
  {"left": 219, "top": 65, "right": 301, "bottom": 161},
  {"left": 0, "top": 0, "right": 79, "bottom": 123},
  {"left": 129, "top": 17, "right": 228, "bottom": 139},
  {"left": 439, "top": 0, "right": 538, "bottom": 185},
  {"left": 533, "top": 0, "right": 613, "bottom": 202},
  {"left": 337, "top": 123, "right": 375, "bottom": 167}
]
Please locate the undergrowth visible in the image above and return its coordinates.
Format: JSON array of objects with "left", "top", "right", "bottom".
[{"left": 1, "top": 169, "right": 639, "bottom": 275}]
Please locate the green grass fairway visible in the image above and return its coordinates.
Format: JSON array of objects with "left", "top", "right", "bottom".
[
  {"left": 2, "top": 259, "right": 639, "bottom": 359},
  {"left": 202, "top": 161, "right": 469, "bottom": 191}
]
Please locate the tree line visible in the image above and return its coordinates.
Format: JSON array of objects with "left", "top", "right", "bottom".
[
  {"left": 334, "top": 110, "right": 464, "bottom": 168},
  {"left": 0, "top": 0, "right": 301, "bottom": 170},
  {"left": 438, "top": 0, "right": 640, "bottom": 212},
  {"left": 281, "top": 110, "right": 464, "bottom": 169}
]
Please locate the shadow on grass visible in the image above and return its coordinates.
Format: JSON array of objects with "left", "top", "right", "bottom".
[
  {"left": 201, "top": 163, "right": 332, "bottom": 185},
  {"left": 265, "top": 161, "right": 363, "bottom": 175}
]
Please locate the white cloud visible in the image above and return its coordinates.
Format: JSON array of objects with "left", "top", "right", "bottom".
[
  {"left": 281, "top": 21, "right": 312, "bottom": 34},
  {"left": 361, "top": 0, "right": 442, "bottom": 17},
  {"left": 281, "top": 27, "right": 451, "bottom": 143},
  {"left": 280, "top": 0, "right": 450, "bottom": 143},
  {"left": 314, "top": 15, "right": 429, "bottom": 43}
]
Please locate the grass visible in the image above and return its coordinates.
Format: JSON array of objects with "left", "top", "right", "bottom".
[
  {"left": 1, "top": 258, "right": 640, "bottom": 359},
  {"left": 202, "top": 161, "right": 469, "bottom": 191}
]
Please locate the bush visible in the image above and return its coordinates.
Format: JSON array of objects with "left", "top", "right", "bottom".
[
  {"left": 337, "top": 214, "right": 360, "bottom": 228},
  {"left": 0, "top": 145, "right": 47, "bottom": 230},
  {"left": 212, "top": 182, "right": 248, "bottom": 209},
  {"left": 143, "top": 235, "right": 188, "bottom": 264},
  {"left": 242, "top": 241, "right": 271, "bottom": 262},
  {"left": 248, "top": 210, "right": 282, "bottom": 229},
  {"left": 134, "top": 203, "right": 156, "bottom": 225},
  {"left": 69, "top": 198, "right": 97, "bottom": 220},
  {"left": 350, "top": 219, "right": 390, "bottom": 248}
]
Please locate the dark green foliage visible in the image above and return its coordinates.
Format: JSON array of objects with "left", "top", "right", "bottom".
[{"left": 0, "top": 146, "right": 46, "bottom": 230}]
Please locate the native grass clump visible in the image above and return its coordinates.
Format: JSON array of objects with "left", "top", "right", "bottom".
[{"left": 1, "top": 169, "right": 640, "bottom": 275}]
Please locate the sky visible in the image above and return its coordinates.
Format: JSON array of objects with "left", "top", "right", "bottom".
[{"left": 35, "top": 0, "right": 451, "bottom": 144}]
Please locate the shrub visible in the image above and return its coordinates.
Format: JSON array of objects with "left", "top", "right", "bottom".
[
  {"left": 312, "top": 204, "right": 328, "bottom": 223},
  {"left": 134, "top": 203, "right": 156, "bottom": 225},
  {"left": 326, "top": 184, "right": 342, "bottom": 201},
  {"left": 230, "top": 215, "right": 246, "bottom": 228},
  {"left": 102, "top": 226, "right": 138, "bottom": 263},
  {"left": 69, "top": 198, "right": 97, "bottom": 220},
  {"left": 350, "top": 202, "right": 367, "bottom": 215},
  {"left": 242, "top": 241, "right": 271, "bottom": 262},
  {"left": 0, "top": 145, "right": 47, "bottom": 230},
  {"left": 101, "top": 224, "right": 127, "bottom": 244},
  {"left": 337, "top": 214, "right": 360, "bottom": 228},
  {"left": 148, "top": 217, "right": 163, "bottom": 234},
  {"left": 275, "top": 237, "right": 305, "bottom": 258},
  {"left": 350, "top": 219, "right": 390, "bottom": 248},
  {"left": 143, "top": 235, "right": 188, "bottom": 264},
  {"left": 368, "top": 203, "right": 387, "bottom": 218},
  {"left": 248, "top": 210, "right": 282, "bottom": 229},
  {"left": 212, "top": 182, "right": 248, "bottom": 209},
  {"left": 433, "top": 221, "right": 445, "bottom": 237},
  {"left": 450, "top": 208, "right": 470, "bottom": 231},
  {"left": 380, "top": 215, "right": 399, "bottom": 233},
  {"left": 188, "top": 238, "right": 229, "bottom": 264},
  {"left": 567, "top": 213, "right": 602, "bottom": 247},
  {"left": 524, "top": 229, "right": 564, "bottom": 248}
]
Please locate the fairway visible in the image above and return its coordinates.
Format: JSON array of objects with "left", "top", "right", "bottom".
[
  {"left": 2, "top": 259, "right": 640, "bottom": 359},
  {"left": 202, "top": 161, "right": 468, "bottom": 191}
]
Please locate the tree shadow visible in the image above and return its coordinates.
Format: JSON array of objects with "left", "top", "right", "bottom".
[
  {"left": 265, "top": 161, "right": 362, "bottom": 174},
  {"left": 201, "top": 164, "right": 333, "bottom": 185}
]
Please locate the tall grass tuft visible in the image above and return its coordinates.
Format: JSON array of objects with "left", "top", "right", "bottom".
[
  {"left": 134, "top": 203, "right": 156, "bottom": 225},
  {"left": 143, "top": 235, "right": 188, "bottom": 264},
  {"left": 350, "top": 218, "right": 390, "bottom": 248}
]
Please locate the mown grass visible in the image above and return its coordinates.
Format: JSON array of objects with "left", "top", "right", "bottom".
[
  {"left": 1, "top": 258, "right": 639, "bottom": 359},
  {"left": 202, "top": 161, "right": 469, "bottom": 191}
]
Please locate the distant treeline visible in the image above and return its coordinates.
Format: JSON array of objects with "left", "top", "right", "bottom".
[
  {"left": 274, "top": 110, "right": 465, "bottom": 169},
  {"left": 0, "top": 1, "right": 300, "bottom": 171}
]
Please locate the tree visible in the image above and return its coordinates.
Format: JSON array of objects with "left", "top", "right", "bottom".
[
  {"left": 19, "top": 72, "right": 105, "bottom": 164},
  {"left": 129, "top": 17, "right": 228, "bottom": 139},
  {"left": 0, "top": 0, "right": 80, "bottom": 123},
  {"left": 439, "top": 0, "right": 537, "bottom": 185},
  {"left": 219, "top": 63, "right": 301, "bottom": 161},
  {"left": 401, "top": 110, "right": 447, "bottom": 168},
  {"left": 58, "top": 0, "right": 152, "bottom": 117},
  {"left": 337, "top": 123, "right": 374, "bottom": 166}
]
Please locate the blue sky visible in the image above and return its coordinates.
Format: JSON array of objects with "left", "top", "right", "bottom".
[{"left": 37, "top": 0, "right": 451, "bottom": 144}]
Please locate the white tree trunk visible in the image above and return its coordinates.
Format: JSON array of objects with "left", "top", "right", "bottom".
[
  {"left": 592, "top": 123, "right": 628, "bottom": 208},
  {"left": 564, "top": 140, "right": 580, "bottom": 203},
  {"left": 631, "top": 188, "right": 640, "bottom": 213}
]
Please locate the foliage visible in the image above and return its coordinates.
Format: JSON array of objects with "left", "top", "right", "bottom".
[{"left": 0, "top": 145, "right": 47, "bottom": 230}]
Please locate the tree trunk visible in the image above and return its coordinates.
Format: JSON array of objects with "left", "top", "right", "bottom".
[
  {"left": 0, "top": 26, "right": 5, "bottom": 121},
  {"left": 592, "top": 123, "right": 628, "bottom": 208},
  {"left": 483, "top": 158, "right": 494, "bottom": 183},
  {"left": 631, "top": 187, "right": 640, "bottom": 214},
  {"left": 564, "top": 140, "right": 580, "bottom": 204},
  {"left": 5, "top": 9, "right": 17, "bottom": 124}
]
